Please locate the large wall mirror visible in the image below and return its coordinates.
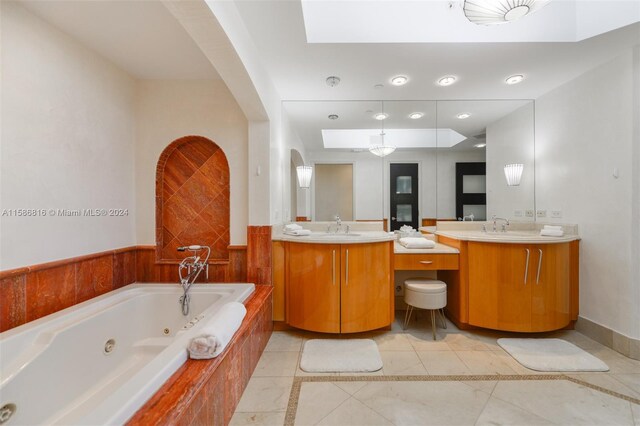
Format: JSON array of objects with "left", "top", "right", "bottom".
[{"left": 283, "top": 99, "right": 535, "bottom": 229}]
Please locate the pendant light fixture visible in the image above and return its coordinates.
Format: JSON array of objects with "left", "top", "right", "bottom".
[
  {"left": 296, "top": 165, "right": 313, "bottom": 188},
  {"left": 504, "top": 163, "right": 524, "bottom": 186},
  {"left": 369, "top": 102, "right": 396, "bottom": 157},
  {"left": 463, "top": 0, "right": 551, "bottom": 25}
]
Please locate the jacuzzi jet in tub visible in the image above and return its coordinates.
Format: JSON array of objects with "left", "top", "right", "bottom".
[
  {"left": 0, "top": 403, "right": 17, "bottom": 424},
  {"left": 104, "top": 339, "right": 116, "bottom": 354},
  {"left": 163, "top": 328, "right": 170, "bottom": 335}
]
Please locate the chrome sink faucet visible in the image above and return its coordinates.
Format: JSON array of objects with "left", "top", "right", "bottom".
[
  {"left": 491, "top": 215, "right": 510, "bottom": 232},
  {"left": 176, "top": 245, "right": 210, "bottom": 316},
  {"left": 334, "top": 214, "right": 342, "bottom": 233}
]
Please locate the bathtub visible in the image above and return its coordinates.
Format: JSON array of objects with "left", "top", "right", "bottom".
[{"left": 0, "top": 283, "right": 255, "bottom": 425}]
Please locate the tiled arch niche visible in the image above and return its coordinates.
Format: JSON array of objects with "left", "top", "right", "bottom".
[{"left": 156, "top": 136, "right": 230, "bottom": 263}]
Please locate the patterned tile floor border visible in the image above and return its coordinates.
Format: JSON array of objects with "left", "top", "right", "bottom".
[{"left": 284, "top": 374, "right": 640, "bottom": 426}]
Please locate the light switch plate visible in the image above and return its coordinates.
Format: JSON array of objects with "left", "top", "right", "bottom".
[
  {"left": 525, "top": 210, "right": 534, "bottom": 217},
  {"left": 536, "top": 209, "right": 547, "bottom": 218},
  {"left": 551, "top": 210, "right": 562, "bottom": 218}
]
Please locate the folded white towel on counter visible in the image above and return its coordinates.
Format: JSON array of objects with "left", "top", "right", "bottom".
[
  {"left": 543, "top": 225, "right": 563, "bottom": 231},
  {"left": 540, "top": 229, "right": 564, "bottom": 237},
  {"left": 284, "top": 223, "right": 303, "bottom": 231},
  {"left": 188, "top": 302, "right": 247, "bottom": 359},
  {"left": 399, "top": 237, "right": 436, "bottom": 249},
  {"left": 284, "top": 229, "right": 312, "bottom": 236}
]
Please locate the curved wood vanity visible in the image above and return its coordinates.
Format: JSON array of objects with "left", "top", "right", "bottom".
[
  {"left": 272, "top": 232, "right": 394, "bottom": 333},
  {"left": 438, "top": 232, "right": 580, "bottom": 333}
]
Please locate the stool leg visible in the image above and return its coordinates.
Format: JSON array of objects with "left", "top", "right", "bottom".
[
  {"left": 430, "top": 310, "right": 436, "bottom": 340},
  {"left": 403, "top": 305, "right": 413, "bottom": 330},
  {"left": 439, "top": 309, "right": 447, "bottom": 329}
]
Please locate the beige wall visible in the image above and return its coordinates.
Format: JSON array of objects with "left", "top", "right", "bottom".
[
  {"left": 135, "top": 80, "right": 248, "bottom": 246},
  {"left": 314, "top": 164, "right": 354, "bottom": 221},
  {"left": 1, "top": 2, "right": 137, "bottom": 269}
]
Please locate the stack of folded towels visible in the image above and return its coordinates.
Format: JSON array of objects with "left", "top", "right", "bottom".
[
  {"left": 398, "top": 237, "right": 436, "bottom": 249},
  {"left": 283, "top": 223, "right": 312, "bottom": 236},
  {"left": 188, "top": 302, "right": 247, "bottom": 359},
  {"left": 540, "top": 225, "right": 564, "bottom": 237}
]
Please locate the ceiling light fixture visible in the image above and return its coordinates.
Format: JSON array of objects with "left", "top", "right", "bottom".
[
  {"left": 390, "top": 75, "right": 408, "bottom": 86},
  {"left": 409, "top": 112, "right": 424, "bottom": 119},
  {"left": 296, "top": 165, "right": 313, "bottom": 189},
  {"left": 506, "top": 74, "right": 525, "bottom": 85},
  {"left": 437, "top": 76, "right": 457, "bottom": 86},
  {"left": 504, "top": 163, "right": 524, "bottom": 186},
  {"left": 325, "top": 76, "right": 341, "bottom": 87},
  {"left": 463, "top": 0, "right": 551, "bottom": 25},
  {"left": 457, "top": 113, "right": 471, "bottom": 119},
  {"left": 369, "top": 102, "right": 396, "bottom": 157},
  {"left": 328, "top": 114, "right": 339, "bottom": 120},
  {"left": 474, "top": 143, "right": 487, "bottom": 148},
  {"left": 373, "top": 112, "right": 389, "bottom": 120}
]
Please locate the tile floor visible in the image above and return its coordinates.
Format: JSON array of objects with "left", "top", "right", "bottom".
[{"left": 230, "top": 312, "right": 640, "bottom": 425}]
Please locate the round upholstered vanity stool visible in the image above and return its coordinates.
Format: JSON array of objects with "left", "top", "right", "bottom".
[{"left": 403, "top": 279, "right": 447, "bottom": 340}]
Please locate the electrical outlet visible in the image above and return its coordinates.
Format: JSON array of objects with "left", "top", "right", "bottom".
[
  {"left": 525, "top": 210, "right": 534, "bottom": 217},
  {"left": 551, "top": 210, "right": 562, "bottom": 218},
  {"left": 536, "top": 209, "right": 547, "bottom": 218},
  {"left": 514, "top": 210, "right": 523, "bottom": 217}
]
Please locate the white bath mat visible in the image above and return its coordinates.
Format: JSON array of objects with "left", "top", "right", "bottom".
[
  {"left": 498, "top": 338, "right": 609, "bottom": 372},
  {"left": 300, "top": 339, "right": 383, "bottom": 373}
]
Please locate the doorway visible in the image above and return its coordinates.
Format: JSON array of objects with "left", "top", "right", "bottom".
[
  {"left": 390, "top": 163, "right": 419, "bottom": 231},
  {"left": 314, "top": 163, "right": 354, "bottom": 221}
]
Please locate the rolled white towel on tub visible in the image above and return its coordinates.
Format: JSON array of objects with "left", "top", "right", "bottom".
[{"left": 188, "top": 301, "right": 247, "bottom": 359}]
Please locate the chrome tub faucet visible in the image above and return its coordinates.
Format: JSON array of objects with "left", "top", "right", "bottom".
[{"left": 176, "top": 245, "right": 210, "bottom": 315}]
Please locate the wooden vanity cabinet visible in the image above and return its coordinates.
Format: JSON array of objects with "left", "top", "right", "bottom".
[
  {"left": 467, "top": 241, "right": 572, "bottom": 332},
  {"left": 285, "top": 241, "right": 393, "bottom": 333}
]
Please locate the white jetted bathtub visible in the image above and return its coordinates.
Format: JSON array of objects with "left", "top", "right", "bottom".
[{"left": 0, "top": 283, "right": 255, "bottom": 425}]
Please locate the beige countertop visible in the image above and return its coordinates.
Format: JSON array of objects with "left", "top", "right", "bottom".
[
  {"left": 273, "top": 231, "right": 396, "bottom": 244},
  {"left": 393, "top": 241, "right": 459, "bottom": 254},
  {"left": 436, "top": 229, "right": 580, "bottom": 244}
]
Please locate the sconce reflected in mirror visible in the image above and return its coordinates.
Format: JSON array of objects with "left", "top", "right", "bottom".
[
  {"left": 296, "top": 165, "right": 313, "bottom": 188},
  {"left": 504, "top": 163, "right": 524, "bottom": 186}
]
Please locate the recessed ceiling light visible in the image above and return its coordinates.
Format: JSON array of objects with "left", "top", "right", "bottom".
[
  {"left": 409, "top": 112, "right": 424, "bottom": 120},
  {"left": 474, "top": 143, "right": 487, "bottom": 148},
  {"left": 437, "top": 76, "right": 457, "bottom": 86},
  {"left": 390, "top": 75, "right": 408, "bottom": 86},
  {"left": 457, "top": 113, "right": 471, "bottom": 119},
  {"left": 328, "top": 114, "right": 339, "bottom": 120},
  {"left": 505, "top": 74, "right": 525, "bottom": 85},
  {"left": 374, "top": 112, "right": 389, "bottom": 120},
  {"left": 326, "top": 76, "right": 341, "bottom": 87}
]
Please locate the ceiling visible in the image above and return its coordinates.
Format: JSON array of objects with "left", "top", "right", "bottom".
[
  {"left": 19, "top": 0, "right": 220, "bottom": 79},
  {"left": 234, "top": 1, "right": 640, "bottom": 101}
]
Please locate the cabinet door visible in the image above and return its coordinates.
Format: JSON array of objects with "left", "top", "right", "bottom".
[
  {"left": 341, "top": 242, "right": 392, "bottom": 333},
  {"left": 468, "top": 242, "right": 532, "bottom": 331},
  {"left": 287, "top": 243, "right": 341, "bottom": 333},
  {"left": 531, "top": 243, "right": 571, "bottom": 331}
]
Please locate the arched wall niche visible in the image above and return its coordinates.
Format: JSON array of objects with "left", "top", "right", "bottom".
[{"left": 156, "top": 135, "right": 230, "bottom": 263}]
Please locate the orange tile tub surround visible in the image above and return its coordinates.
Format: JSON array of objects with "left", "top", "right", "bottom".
[
  {"left": 247, "top": 226, "right": 272, "bottom": 286},
  {"left": 127, "top": 285, "right": 273, "bottom": 426},
  {"left": 0, "top": 244, "right": 250, "bottom": 333},
  {"left": 156, "top": 136, "right": 231, "bottom": 263}
]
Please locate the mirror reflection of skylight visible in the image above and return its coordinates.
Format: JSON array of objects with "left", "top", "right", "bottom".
[{"left": 321, "top": 128, "right": 466, "bottom": 149}]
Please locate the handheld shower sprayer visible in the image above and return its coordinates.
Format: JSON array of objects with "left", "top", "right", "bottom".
[{"left": 177, "top": 245, "right": 210, "bottom": 315}]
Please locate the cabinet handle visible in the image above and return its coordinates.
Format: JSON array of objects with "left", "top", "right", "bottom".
[
  {"left": 332, "top": 249, "right": 336, "bottom": 286},
  {"left": 524, "top": 248, "right": 530, "bottom": 285},
  {"left": 419, "top": 260, "right": 433, "bottom": 265},
  {"left": 345, "top": 249, "right": 349, "bottom": 286},
  {"left": 536, "top": 249, "right": 543, "bottom": 285}
]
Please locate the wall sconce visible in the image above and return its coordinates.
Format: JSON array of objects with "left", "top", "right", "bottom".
[
  {"left": 296, "top": 165, "right": 312, "bottom": 188},
  {"left": 504, "top": 163, "right": 524, "bottom": 186}
]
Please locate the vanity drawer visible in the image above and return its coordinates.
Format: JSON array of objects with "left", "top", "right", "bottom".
[{"left": 394, "top": 253, "right": 459, "bottom": 271}]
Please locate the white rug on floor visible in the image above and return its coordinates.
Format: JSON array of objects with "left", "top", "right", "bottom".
[
  {"left": 300, "top": 339, "right": 383, "bottom": 373},
  {"left": 497, "top": 338, "right": 609, "bottom": 372}
]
